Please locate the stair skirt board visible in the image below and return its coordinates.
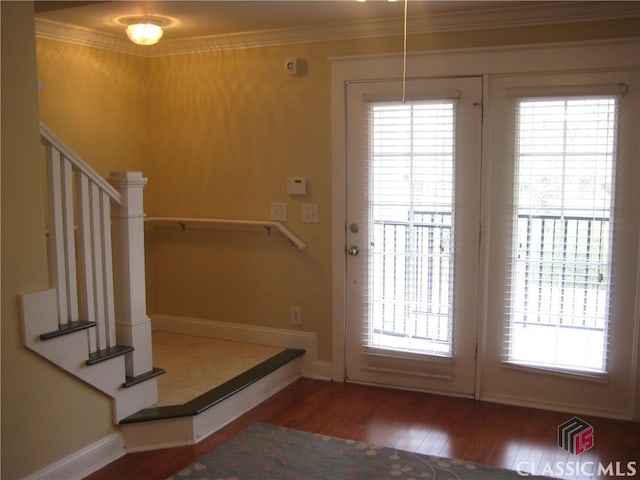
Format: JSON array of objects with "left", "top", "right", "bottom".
[
  {"left": 19, "top": 289, "right": 162, "bottom": 423},
  {"left": 120, "top": 355, "right": 303, "bottom": 452},
  {"left": 21, "top": 289, "right": 127, "bottom": 396}
]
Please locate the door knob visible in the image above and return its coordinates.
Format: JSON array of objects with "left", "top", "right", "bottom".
[{"left": 348, "top": 245, "right": 359, "bottom": 256}]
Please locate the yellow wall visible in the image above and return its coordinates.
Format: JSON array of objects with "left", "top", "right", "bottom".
[
  {"left": 144, "top": 44, "right": 334, "bottom": 357},
  {"left": 1, "top": 3, "right": 115, "bottom": 479},
  {"left": 143, "top": 18, "right": 639, "bottom": 361},
  {"left": 35, "top": 17, "right": 640, "bottom": 365},
  {"left": 36, "top": 38, "right": 149, "bottom": 177}
]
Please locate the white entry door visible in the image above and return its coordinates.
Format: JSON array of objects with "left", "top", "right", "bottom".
[{"left": 344, "top": 77, "right": 483, "bottom": 396}]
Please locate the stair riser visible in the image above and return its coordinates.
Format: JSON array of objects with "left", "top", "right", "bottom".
[
  {"left": 114, "top": 379, "right": 159, "bottom": 422},
  {"left": 121, "top": 357, "right": 301, "bottom": 452},
  {"left": 194, "top": 357, "right": 301, "bottom": 443}
]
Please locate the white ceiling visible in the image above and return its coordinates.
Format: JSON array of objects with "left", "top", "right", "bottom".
[
  {"left": 34, "top": 1, "right": 508, "bottom": 40},
  {"left": 33, "top": 1, "right": 640, "bottom": 56}
]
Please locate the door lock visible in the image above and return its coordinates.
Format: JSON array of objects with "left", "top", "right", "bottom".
[{"left": 348, "top": 245, "right": 359, "bottom": 256}]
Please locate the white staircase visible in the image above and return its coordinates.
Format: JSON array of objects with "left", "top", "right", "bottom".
[
  {"left": 18, "top": 123, "right": 308, "bottom": 459},
  {"left": 19, "top": 123, "right": 161, "bottom": 422}
]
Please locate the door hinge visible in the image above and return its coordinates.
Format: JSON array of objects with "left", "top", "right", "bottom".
[{"left": 473, "top": 101, "right": 484, "bottom": 123}]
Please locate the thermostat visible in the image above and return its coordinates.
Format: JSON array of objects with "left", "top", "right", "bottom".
[{"left": 287, "top": 177, "right": 307, "bottom": 195}]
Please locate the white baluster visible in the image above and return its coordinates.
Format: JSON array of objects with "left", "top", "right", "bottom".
[
  {"left": 61, "top": 156, "right": 78, "bottom": 323},
  {"left": 46, "top": 145, "right": 68, "bottom": 326},
  {"left": 90, "top": 182, "right": 107, "bottom": 351},
  {"left": 76, "top": 173, "right": 97, "bottom": 353},
  {"left": 100, "top": 190, "right": 117, "bottom": 349}
]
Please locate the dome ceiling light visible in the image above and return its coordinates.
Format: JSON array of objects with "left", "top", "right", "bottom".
[
  {"left": 126, "top": 22, "right": 164, "bottom": 45},
  {"left": 118, "top": 15, "right": 173, "bottom": 46}
]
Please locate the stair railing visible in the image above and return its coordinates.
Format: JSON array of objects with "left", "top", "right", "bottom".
[
  {"left": 41, "top": 123, "right": 152, "bottom": 377},
  {"left": 42, "top": 123, "right": 122, "bottom": 354}
]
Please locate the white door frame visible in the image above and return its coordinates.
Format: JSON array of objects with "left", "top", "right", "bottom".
[
  {"left": 330, "top": 39, "right": 640, "bottom": 416},
  {"left": 343, "top": 76, "right": 483, "bottom": 396}
]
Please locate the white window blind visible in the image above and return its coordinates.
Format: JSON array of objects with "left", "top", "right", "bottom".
[
  {"left": 367, "top": 101, "right": 456, "bottom": 356},
  {"left": 507, "top": 94, "right": 619, "bottom": 374}
]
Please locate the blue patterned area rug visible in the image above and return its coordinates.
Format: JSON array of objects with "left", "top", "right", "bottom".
[{"left": 169, "top": 423, "right": 553, "bottom": 479}]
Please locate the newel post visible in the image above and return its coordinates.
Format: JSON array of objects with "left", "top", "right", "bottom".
[{"left": 109, "top": 171, "right": 153, "bottom": 377}]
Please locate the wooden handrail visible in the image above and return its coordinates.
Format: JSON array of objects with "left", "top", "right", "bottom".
[{"left": 145, "top": 216, "right": 307, "bottom": 251}]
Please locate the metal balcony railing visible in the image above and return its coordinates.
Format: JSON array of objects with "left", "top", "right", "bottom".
[
  {"left": 368, "top": 211, "right": 610, "bottom": 351},
  {"left": 369, "top": 211, "right": 453, "bottom": 351},
  {"left": 512, "top": 213, "right": 610, "bottom": 332}
]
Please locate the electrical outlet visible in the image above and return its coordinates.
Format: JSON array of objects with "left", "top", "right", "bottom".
[
  {"left": 270, "top": 202, "right": 287, "bottom": 221},
  {"left": 290, "top": 306, "right": 302, "bottom": 326},
  {"left": 301, "top": 204, "right": 319, "bottom": 224}
]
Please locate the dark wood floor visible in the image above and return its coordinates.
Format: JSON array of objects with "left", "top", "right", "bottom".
[{"left": 86, "top": 378, "right": 639, "bottom": 480}]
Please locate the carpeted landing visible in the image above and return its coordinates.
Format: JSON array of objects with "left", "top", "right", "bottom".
[{"left": 152, "top": 332, "right": 284, "bottom": 406}]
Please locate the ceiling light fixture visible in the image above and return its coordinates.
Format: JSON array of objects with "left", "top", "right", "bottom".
[{"left": 126, "top": 22, "right": 164, "bottom": 46}]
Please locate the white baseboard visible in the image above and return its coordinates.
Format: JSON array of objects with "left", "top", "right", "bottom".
[
  {"left": 23, "top": 432, "right": 126, "bottom": 480},
  {"left": 480, "top": 392, "right": 633, "bottom": 421},
  {"left": 313, "top": 360, "right": 333, "bottom": 381},
  {"left": 150, "top": 314, "right": 332, "bottom": 379}
]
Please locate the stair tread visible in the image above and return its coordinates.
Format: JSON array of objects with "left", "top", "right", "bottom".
[
  {"left": 39, "top": 320, "right": 96, "bottom": 340},
  {"left": 123, "top": 368, "right": 166, "bottom": 388},
  {"left": 119, "top": 348, "right": 305, "bottom": 424},
  {"left": 86, "top": 344, "right": 135, "bottom": 366}
]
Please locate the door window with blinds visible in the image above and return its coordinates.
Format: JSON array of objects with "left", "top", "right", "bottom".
[
  {"left": 345, "top": 76, "right": 481, "bottom": 396},
  {"left": 481, "top": 71, "right": 638, "bottom": 419},
  {"left": 507, "top": 94, "right": 619, "bottom": 374},
  {"left": 369, "top": 101, "right": 455, "bottom": 356}
]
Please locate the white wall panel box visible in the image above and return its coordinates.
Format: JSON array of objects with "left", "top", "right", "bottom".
[
  {"left": 285, "top": 58, "right": 302, "bottom": 75},
  {"left": 287, "top": 177, "right": 307, "bottom": 195}
]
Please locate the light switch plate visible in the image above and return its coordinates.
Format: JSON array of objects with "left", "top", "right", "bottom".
[
  {"left": 301, "top": 204, "right": 319, "bottom": 224},
  {"left": 290, "top": 306, "right": 302, "bottom": 325},
  {"left": 270, "top": 202, "right": 287, "bottom": 221}
]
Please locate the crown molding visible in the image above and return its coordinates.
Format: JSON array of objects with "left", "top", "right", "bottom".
[
  {"left": 35, "top": 18, "right": 142, "bottom": 56},
  {"left": 35, "top": 2, "right": 640, "bottom": 57}
]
